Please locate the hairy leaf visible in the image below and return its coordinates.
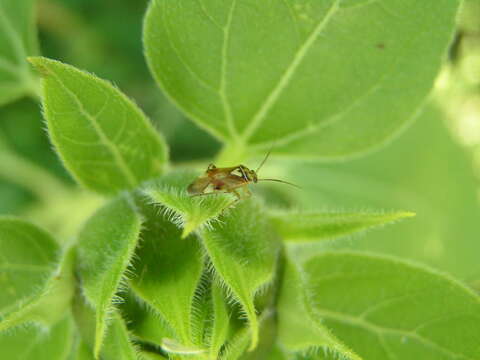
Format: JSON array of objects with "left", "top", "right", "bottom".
[
  {"left": 270, "top": 211, "right": 414, "bottom": 243},
  {"left": 0, "top": 246, "right": 75, "bottom": 332},
  {"left": 285, "top": 105, "right": 480, "bottom": 280},
  {"left": 0, "top": 218, "right": 74, "bottom": 331},
  {"left": 129, "top": 201, "right": 204, "bottom": 347},
  {"left": 140, "top": 353, "right": 167, "bottom": 360},
  {"left": 76, "top": 196, "right": 142, "bottom": 358},
  {"left": 303, "top": 252, "right": 480, "bottom": 359},
  {"left": 277, "top": 258, "right": 361, "bottom": 360},
  {"left": 0, "top": 315, "right": 74, "bottom": 360},
  {"left": 120, "top": 290, "right": 174, "bottom": 347},
  {"left": 101, "top": 312, "right": 139, "bottom": 360},
  {"left": 208, "top": 281, "right": 230, "bottom": 359},
  {"left": 144, "top": 0, "right": 459, "bottom": 158},
  {"left": 72, "top": 293, "right": 139, "bottom": 360},
  {"left": 220, "top": 310, "right": 275, "bottom": 360},
  {"left": 0, "top": 217, "right": 57, "bottom": 316},
  {"left": 0, "top": 0, "right": 39, "bottom": 105},
  {"left": 28, "top": 56, "right": 168, "bottom": 194},
  {"left": 72, "top": 341, "right": 95, "bottom": 360},
  {"left": 143, "top": 170, "right": 232, "bottom": 238},
  {"left": 200, "top": 199, "right": 280, "bottom": 350}
]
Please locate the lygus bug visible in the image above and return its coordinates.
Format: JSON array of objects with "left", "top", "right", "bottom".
[{"left": 187, "top": 150, "right": 299, "bottom": 207}]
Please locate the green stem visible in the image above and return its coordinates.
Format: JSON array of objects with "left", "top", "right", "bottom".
[
  {"left": 0, "top": 149, "right": 70, "bottom": 203},
  {"left": 214, "top": 141, "right": 252, "bottom": 166}
]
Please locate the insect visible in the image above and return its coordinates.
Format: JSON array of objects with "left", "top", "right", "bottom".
[{"left": 187, "top": 150, "right": 299, "bottom": 208}]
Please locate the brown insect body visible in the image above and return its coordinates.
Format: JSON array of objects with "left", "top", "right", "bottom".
[{"left": 187, "top": 152, "right": 298, "bottom": 208}]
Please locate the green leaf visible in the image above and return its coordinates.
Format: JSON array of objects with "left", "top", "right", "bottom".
[
  {"left": 140, "top": 353, "right": 167, "bottom": 360},
  {"left": 207, "top": 281, "right": 230, "bottom": 359},
  {"left": 284, "top": 104, "right": 480, "bottom": 280},
  {"left": 200, "top": 199, "right": 280, "bottom": 350},
  {"left": 129, "top": 201, "right": 205, "bottom": 347},
  {"left": 0, "top": 315, "right": 74, "bottom": 360},
  {"left": 72, "top": 289, "right": 97, "bottom": 351},
  {"left": 0, "top": 217, "right": 74, "bottom": 331},
  {"left": 0, "top": 245, "right": 75, "bottom": 332},
  {"left": 0, "top": 0, "right": 39, "bottom": 106},
  {"left": 28, "top": 56, "right": 168, "bottom": 194},
  {"left": 71, "top": 340, "right": 95, "bottom": 360},
  {"left": 76, "top": 196, "right": 142, "bottom": 358},
  {"left": 240, "top": 309, "right": 278, "bottom": 360},
  {"left": 302, "top": 252, "right": 480, "bottom": 359},
  {"left": 0, "top": 217, "right": 57, "bottom": 317},
  {"left": 140, "top": 352, "right": 167, "bottom": 360},
  {"left": 143, "top": 170, "right": 232, "bottom": 238},
  {"left": 220, "top": 326, "right": 250, "bottom": 360},
  {"left": 72, "top": 293, "right": 139, "bottom": 360},
  {"left": 220, "top": 310, "right": 275, "bottom": 360},
  {"left": 101, "top": 312, "right": 139, "bottom": 360},
  {"left": 277, "top": 258, "right": 361, "bottom": 360},
  {"left": 144, "top": 0, "right": 459, "bottom": 158},
  {"left": 270, "top": 211, "right": 415, "bottom": 243},
  {"left": 120, "top": 290, "right": 175, "bottom": 347}
]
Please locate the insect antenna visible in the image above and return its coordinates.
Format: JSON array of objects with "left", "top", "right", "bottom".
[
  {"left": 255, "top": 149, "right": 271, "bottom": 173},
  {"left": 255, "top": 143, "right": 276, "bottom": 173},
  {"left": 258, "top": 178, "right": 301, "bottom": 189}
]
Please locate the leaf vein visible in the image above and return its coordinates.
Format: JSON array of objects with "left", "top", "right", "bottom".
[
  {"left": 313, "top": 308, "right": 476, "bottom": 360},
  {"left": 161, "top": 1, "right": 219, "bottom": 93},
  {"left": 197, "top": 0, "right": 224, "bottom": 29},
  {"left": 241, "top": 0, "right": 341, "bottom": 141},
  {"left": 47, "top": 70, "right": 138, "bottom": 188},
  {"left": 220, "top": 0, "right": 238, "bottom": 139}
]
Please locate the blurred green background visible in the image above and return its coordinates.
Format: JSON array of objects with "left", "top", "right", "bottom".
[{"left": 1, "top": 0, "right": 479, "bottom": 286}]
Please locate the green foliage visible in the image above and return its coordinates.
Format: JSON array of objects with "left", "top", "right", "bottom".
[
  {"left": 28, "top": 56, "right": 168, "bottom": 195},
  {"left": 0, "top": 315, "right": 74, "bottom": 360},
  {"left": 144, "top": 0, "right": 459, "bottom": 159},
  {"left": 119, "top": 290, "right": 174, "bottom": 347},
  {"left": 277, "top": 259, "right": 360, "bottom": 360},
  {"left": 0, "top": 0, "right": 39, "bottom": 106},
  {"left": 72, "top": 340, "right": 96, "bottom": 360},
  {"left": 0, "top": 217, "right": 57, "bottom": 317},
  {"left": 76, "top": 196, "right": 142, "bottom": 358},
  {"left": 200, "top": 199, "right": 280, "bottom": 350},
  {"left": 285, "top": 105, "right": 480, "bottom": 280},
  {"left": 0, "top": 1, "right": 478, "bottom": 360},
  {"left": 302, "top": 252, "right": 480, "bottom": 360},
  {"left": 143, "top": 170, "right": 232, "bottom": 237},
  {"left": 208, "top": 282, "right": 230, "bottom": 359},
  {"left": 0, "top": 218, "right": 74, "bottom": 332},
  {"left": 270, "top": 211, "right": 415, "bottom": 242},
  {"left": 100, "top": 312, "right": 139, "bottom": 360},
  {"left": 129, "top": 200, "right": 205, "bottom": 349}
]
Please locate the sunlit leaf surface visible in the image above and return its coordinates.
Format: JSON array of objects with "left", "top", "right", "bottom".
[
  {"left": 29, "top": 56, "right": 168, "bottom": 194},
  {"left": 144, "top": 0, "right": 459, "bottom": 158}
]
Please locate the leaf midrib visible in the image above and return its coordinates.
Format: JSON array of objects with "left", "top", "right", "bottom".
[
  {"left": 311, "top": 307, "right": 476, "bottom": 360},
  {"left": 47, "top": 69, "right": 138, "bottom": 188},
  {"left": 241, "top": 0, "right": 341, "bottom": 141}
]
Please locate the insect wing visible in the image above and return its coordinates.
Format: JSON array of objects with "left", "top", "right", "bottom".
[
  {"left": 221, "top": 174, "right": 248, "bottom": 189},
  {"left": 187, "top": 176, "right": 212, "bottom": 195}
]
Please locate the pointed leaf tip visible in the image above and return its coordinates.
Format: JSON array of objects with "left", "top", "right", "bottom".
[
  {"left": 34, "top": 57, "right": 168, "bottom": 193},
  {"left": 271, "top": 210, "right": 416, "bottom": 243}
]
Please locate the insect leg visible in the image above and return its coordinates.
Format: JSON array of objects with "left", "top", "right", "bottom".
[
  {"left": 220, "top": 189, "right": 242, "bottom": 212},
  {"left": 243, "top": 186, "right": 252, "bottom": 198}
]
